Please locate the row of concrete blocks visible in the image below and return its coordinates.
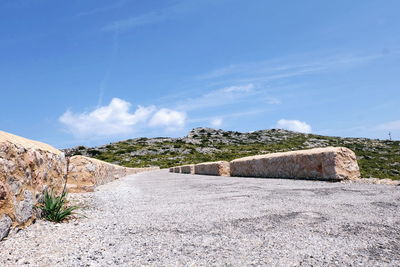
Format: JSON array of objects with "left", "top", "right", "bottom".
[{"left": 168, "top": 147, "right": 361, "bottom": 181}]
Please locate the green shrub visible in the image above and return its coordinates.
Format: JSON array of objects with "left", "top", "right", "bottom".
[{"left": 38, "top": 189, "right": 80, "bottom": 222}]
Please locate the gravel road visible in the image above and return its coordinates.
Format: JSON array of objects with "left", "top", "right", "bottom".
[{"left": 1, "top": 170, "right": 399, "bottom": 266}]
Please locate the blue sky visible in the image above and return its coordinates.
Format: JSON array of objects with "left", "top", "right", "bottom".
[{"left": 1, "top": 0, "right": 399, "bottom": 148}]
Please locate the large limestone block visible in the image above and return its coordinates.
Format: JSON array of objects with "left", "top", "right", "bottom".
[
  {"left": 0, "top": 131, "right": 62, "bottom": 155},
  {"left": 180, "top": 165, "right": 194, "bottom": 174},
  {"left": 0, "top": 130, "right": 66, "bottom": 240},
  {"left": 194, "top": 161, "right": 230, "bottom": 176},
  {"left": 67, "top": 156, "right": 159, "bottom": 192},
  {"left": 230, "top": 147, "right": 360, "bottom": 180}
]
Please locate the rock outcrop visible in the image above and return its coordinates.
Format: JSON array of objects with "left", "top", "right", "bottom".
[
  {"left": 194, "top": 161, "right": 230, "bottom": 176},
  {"left": 67, "top": 156, "right": 159, "bottom": 193},
  {"left": 180, "top": 165, "right": 195, "bottom": 174},
  {"left": 64, "top": 127, "right": 400, "bottom": 180},
  {"left": 0, "top": 130, "right": 67, "bottom": 240},
  {"left": 230, "top": 147, "right": 360, "bottom": 180}
]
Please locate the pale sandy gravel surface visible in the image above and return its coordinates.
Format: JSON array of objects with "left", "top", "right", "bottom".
[{"left": 0, "top": 170, "right": 399, "bottom": 266}]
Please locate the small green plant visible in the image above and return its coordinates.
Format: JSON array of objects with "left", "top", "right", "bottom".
[
  {"left": 38, "top": 189, "right": 80, "bottom": 222},
  {"left": 38, "top": 157, "right": 81, "bottom": 222}
]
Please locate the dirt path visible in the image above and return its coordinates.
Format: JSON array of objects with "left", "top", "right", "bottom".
[{"left": 1, "top": 170, "right": 399, "bottom": 266}]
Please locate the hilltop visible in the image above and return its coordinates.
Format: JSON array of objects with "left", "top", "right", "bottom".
[{"left": 63, "top": 128, "right": 400, "bottom": 180}]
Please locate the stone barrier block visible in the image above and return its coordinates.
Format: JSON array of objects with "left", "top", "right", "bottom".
[
  {"left": 181, "top": 165, "right": 195, "bottom": 174},
  {"left": 0, "top": 130, "right": 159, "bottom": 241},
  {"left": 0, "top": 130, "right": 67, "bottom": 240},
  {"left": 67, "top": 156, "right": 159, "bottom": 193},
  {"left": 230, "top": 147, "right": 360, "bottom": 180},
  {"left": 194, "top": 161, "right": 230, "bottom": 176}
]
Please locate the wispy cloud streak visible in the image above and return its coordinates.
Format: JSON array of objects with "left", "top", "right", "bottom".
[
  {"left": 176, "top": 83, "right": 257, "bottom": 111},
  {"left": 102, "top": 0, "right": 219, "bottom": 32},
  {"left": 77, "top": 0, "right": 130, "bottom": 17},
  {"left": 196, "top": 53, "right": 383, "bottom": 85}
]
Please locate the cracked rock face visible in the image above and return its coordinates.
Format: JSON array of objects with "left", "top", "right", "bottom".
[
  {"left": 7, "top": 176, "right": 22, "bottom": 196},
  {"left": 230, "top": 147, "right": 360, "bottom": 180},
  {"left": 0, "top": 130, "right": 67, "bottom": 240},
  {"left": 0, "top": 181, "right": 7, "bottom": 200}
]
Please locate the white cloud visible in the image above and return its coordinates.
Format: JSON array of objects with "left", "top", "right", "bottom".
[
  {"left": 210, "top": 118, "right": 223, "bottom": 127},
  {"left": 59, "top": 98, "right": 185, "bottom": 138},
  {"left": 59, "top": 98, "right": 155, "bottom": 137},
  {"left": 276, "top": 119, "right": 312, "bottom": 133},
  {"left": 149, "top": 108, "right": 186, "bottom": 131}
]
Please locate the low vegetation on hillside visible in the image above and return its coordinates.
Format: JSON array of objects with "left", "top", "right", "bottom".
[{"left": 63, "top": 128, "right": 400, "bottom": 180}]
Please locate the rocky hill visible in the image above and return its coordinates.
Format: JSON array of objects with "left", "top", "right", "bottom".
[{"left": 63, "top": 128, "right": 400, "bottom": 180}]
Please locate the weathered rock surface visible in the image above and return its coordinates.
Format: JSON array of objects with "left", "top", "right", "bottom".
[
  {"left": 194, "top": 161, "right": 230, "bottom": 176},
  {"left": 180, "top": 164, "right": 195, "bottom": 174},
  {"left": 0, "top": 130, "right": 67, "bottom": 240},
  {"left": 230, "top": 147, "right": 360, "bottom": 180},
  {"left": 0, "top": 215, "right": 12, "bottom": 240},
  {"left": 67, "top": 156, "right": 159, "bottom": 193}
]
